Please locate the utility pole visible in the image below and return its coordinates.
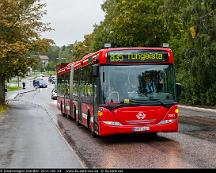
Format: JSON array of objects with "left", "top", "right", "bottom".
[{"left": 17, "top": 76, "right": 20, "bottom": 87}]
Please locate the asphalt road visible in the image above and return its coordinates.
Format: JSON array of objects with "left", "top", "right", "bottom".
[
  {"left": 0, "top": 80, "right": 83, "bottom": 168},
  {"left": 57, "top": 111, "right": 216, "bottom": 168},
  {"left": 178, "top": 107, "right": 216, "bottom": 143},
  {"left": 1, "top": 78, "right": 216, "bottom": 168}
]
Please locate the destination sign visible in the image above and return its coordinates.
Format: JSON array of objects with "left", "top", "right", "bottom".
[{"left": 107, "top": 50, "right": 169, "bottom": 63}]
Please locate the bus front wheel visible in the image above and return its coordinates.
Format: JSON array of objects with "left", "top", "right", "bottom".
[{"left": 88, "top": 115, "right": 97, "bottom": 138}]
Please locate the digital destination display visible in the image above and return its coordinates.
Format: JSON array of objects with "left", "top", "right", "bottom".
[{"left": 107, "top": 50, "right": 169, "bottom": 63}]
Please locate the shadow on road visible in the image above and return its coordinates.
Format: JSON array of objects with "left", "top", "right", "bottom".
[
  {"left": 98, "top": 133, "right": 176, "bottom": 145},
  {"left": 56, "top": 114, "right": 183, "bottom": 168},
  {"left": 179, "top": 116, "right": 216, "bottom": 143}
]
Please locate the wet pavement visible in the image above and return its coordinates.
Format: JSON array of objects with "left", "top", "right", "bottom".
[
  {"left": 54, "top": 96, "right": 216, "bottom": 168},
  {"left": 0, "top": 79, "right": 83, "bottom": 168},
  {"left": 57, "top": 113, "right": 216, "bottom": 168},
  {"left": 178, "top": 108, "right": 216, "bottom": 143},
  {"left": 1, "top": 78, "right": 216, "bottom": 168}
]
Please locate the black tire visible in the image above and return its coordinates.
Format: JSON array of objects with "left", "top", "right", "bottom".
[
  {"left": 76, "top": 119, "right": 81, "bottom": 126},
  {"left": 147, "top": 132, "right": 158, "bottom": 138},
  {"left": 61, "top": 103, "right": 66, "bottom": 117},
  {"left": 88, "top": 114, "right": 98, "bottom": 138},
  {"left": 73, "top": 106, "right": 77, "bottom": 122},
  {"left": 91, "top": 128, "right": 98, "bottom": 138},
  {"left": 76, "top": 110, "right": 81, "bottom": 126},
  {"left": 66, "top": 113, "right": 71, "bottom": 119},
  {"left": 87, "top": 113, "right": 91, "bottom": 130}
]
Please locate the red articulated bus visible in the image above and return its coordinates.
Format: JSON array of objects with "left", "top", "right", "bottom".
[{"left": 57, "top": 47, "right": 181, "bottom": 136}]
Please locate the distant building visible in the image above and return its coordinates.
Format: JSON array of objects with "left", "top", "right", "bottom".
[
  {"left": 39, "top": 55, "right": 49, "bottom": 65},
  {"left": 26, "top": 67, "right": 32, "bottom": 76}
]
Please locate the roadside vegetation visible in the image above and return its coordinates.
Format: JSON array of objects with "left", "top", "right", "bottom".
[
  {"left": 30, "top": 0, "right": 216, "bottom": 107},
  {"left": 68, "top": 0, "right": 216, "bottom": 106},
  {"left": 7, "top": 86, "right": 22, "bottom": 92},
  {"left": 1, "top": 0, "right": 215, "bottom": 106},
  {"left": 0, "top": 0, "right": 53, "bottom": 105},
  {"left": 0, "top": 104, "right": 8, "bottom": 114}
]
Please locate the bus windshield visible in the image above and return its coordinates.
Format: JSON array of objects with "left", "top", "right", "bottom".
[{"left": 100, "top": 65, "right": 176, "bottom": 104}]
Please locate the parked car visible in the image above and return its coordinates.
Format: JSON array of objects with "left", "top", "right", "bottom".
[
  {"left": 51, "top": 88, "right": 57, "bottom": 100},
  {"left": 33, "top": 78, "right": 47, "bottom": 88},
  {"left": 51, "top": 78, "right": 56, "bottom": 84},
  {"left": 48, "top": 76, "right": 57, "bottom": 84},
  {"left": 48, "top": 76, "right": 53, "bottom": 83}
]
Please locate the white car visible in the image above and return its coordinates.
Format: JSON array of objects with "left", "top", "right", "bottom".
[{"left": 51, "top": 89, "right": 57, "bottom": 100}]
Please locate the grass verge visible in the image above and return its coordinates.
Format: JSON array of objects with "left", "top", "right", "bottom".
[
  {"left": 7, "top": 86, "right": 22, "bottom": 92},
  {"left": 0, "top": 104, "right": 8, "bottom": 116},
  {"left": 46, "top": 71, "right": 56, "bottom": 76}
]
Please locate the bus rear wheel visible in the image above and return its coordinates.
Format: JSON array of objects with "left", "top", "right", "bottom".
[
  {"left": 73, "top": 106, "right": 77, "bottom": 122},
  {"left": 76, "top": 119, "right": 81, "bottom": 126},
  {"left": 87, "top": 113, "right": 91, "bottom": 130},
  {"left": 61, "top": 102, "right": 66, "bottom": 117},
  {"left": 76, "top": 113, "right": 81, "bottom": 126}
]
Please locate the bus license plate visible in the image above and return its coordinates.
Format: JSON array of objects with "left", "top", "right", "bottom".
[{"left": 133, "top": 127, "right": 150, "bottom": 132}]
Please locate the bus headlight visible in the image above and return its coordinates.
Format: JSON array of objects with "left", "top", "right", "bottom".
[
  {"left": 103, "top": 121, "right": 122, "bottom": 126},
  {"left": 159, "top": 119, "right": 175, "bottom": 125}
]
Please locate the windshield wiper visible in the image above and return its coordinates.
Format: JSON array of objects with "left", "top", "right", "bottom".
[
  {"left": 130, "top": 98, "right": 149, "bottom": 102},
  {"left": 150, "top": 99, "right": 177, "bottom": 108},
  {"left": 128, "top": 98, "right": 177, "bottom": 108}
]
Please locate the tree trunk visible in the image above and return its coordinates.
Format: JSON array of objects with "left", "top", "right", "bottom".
[{"left": 0, "top": 75, "right": 6, "bottom": 105}]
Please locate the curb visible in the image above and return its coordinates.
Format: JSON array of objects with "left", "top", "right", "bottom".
[
  {"left": 14, "top": 89, "right": 36, "bottom": 99},
  {"left": 6, "top": 88, "right": 36, "bottom": 102},
  {"left": 57, "top": 120, "right": 88, "bottom": 168},
  {"left": 179, "top": 105, "right": 216, "bottom": 114}
]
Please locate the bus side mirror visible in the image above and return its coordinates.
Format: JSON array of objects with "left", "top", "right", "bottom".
[
  {"left": 176, "top": 83, "right": 182, "bottom": 100},
  {"left": 92, "top": 65, "right": 99, "bottom": 77},
  {"left": 5, "top": 88, "right": 7, "bottom": 92}
]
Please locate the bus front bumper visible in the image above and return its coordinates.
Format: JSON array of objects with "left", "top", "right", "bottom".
[{"left": 98, "top": 119, "right": 178, "bottom": 136}]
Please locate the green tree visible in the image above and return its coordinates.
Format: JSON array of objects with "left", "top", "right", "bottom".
[
  {"left": 72, "top": 34, "right": 94, "bottom": 61},
  {"left": 44, "top": 45, "right": 61, "bottom": 63},
  {"left": 59, "top": 44, "right": 73, "bottom": 62},
  {"left": 180, "top": 0, "right": 216, "bottom": 105},
  {"left": 93, "top": 0, "right": 169, "bottom": 50},
  {"left": 0, "top": 0, "right": 53, "bottom": 104},
  {"left": 165, "top": 0, "right": 216, "bottom": 105}
]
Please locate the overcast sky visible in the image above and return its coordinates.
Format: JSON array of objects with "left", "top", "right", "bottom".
[{"left": 41, "top": 0, "right": 105, "bottom": 47}]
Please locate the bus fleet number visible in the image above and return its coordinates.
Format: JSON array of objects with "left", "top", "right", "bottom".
[{"left": 109, "top": 54, "right": 124, "bottom": 62}]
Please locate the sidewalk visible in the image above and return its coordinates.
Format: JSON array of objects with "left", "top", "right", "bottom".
[
  {"left": 6, "top": 88, "right": 35, "bottom": 101},
  {"left": 179, "top": 105, "right": 216, "bottom": 114},
  {"left": 6, "top": 77, "right": 36, "bottom": 101}
]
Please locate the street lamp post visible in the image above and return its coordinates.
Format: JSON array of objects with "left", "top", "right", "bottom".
[{"left": 56, "top": 47, "right": 66, "bottom": 64}]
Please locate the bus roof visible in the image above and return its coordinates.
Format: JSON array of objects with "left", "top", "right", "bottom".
[{"left": 57, "top": 47, "right": 173, "bottom": 75}]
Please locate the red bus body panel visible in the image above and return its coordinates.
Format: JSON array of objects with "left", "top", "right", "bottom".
[
  {"left": 99, "top": 120, "right": 178, "bottom": 136},
  {"left": 98, "top": 105, "right": 178, "bottom": 136}
]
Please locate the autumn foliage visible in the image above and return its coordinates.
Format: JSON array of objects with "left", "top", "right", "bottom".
[{"left": 0, "top": 0, "right": 53, "bottom": 104}]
